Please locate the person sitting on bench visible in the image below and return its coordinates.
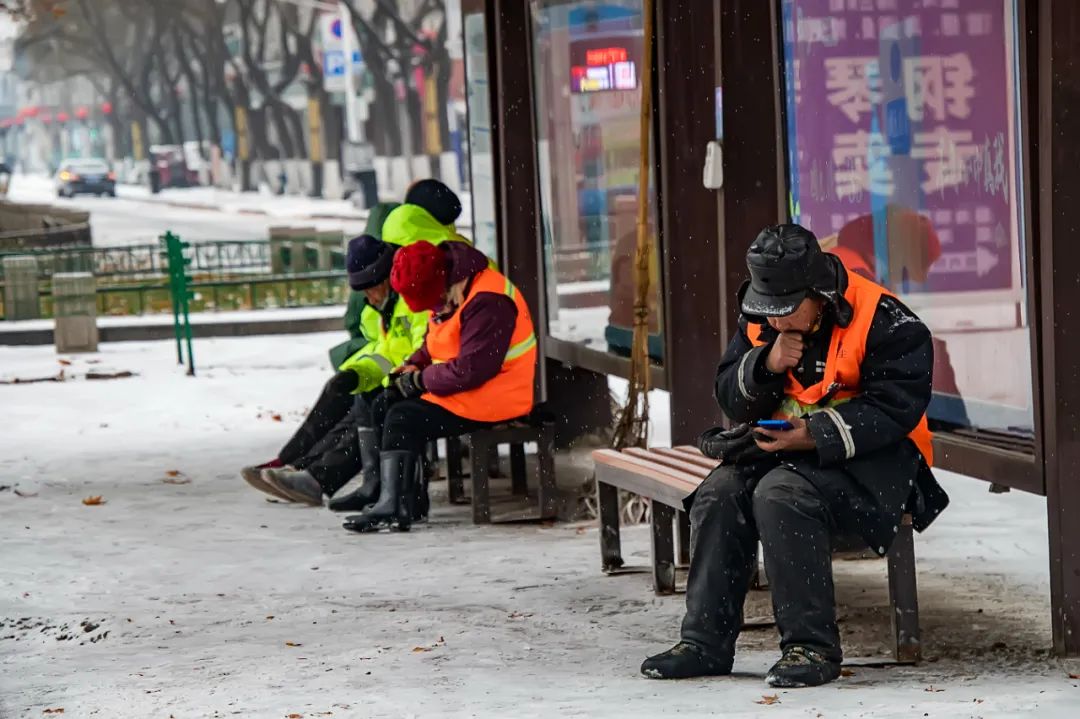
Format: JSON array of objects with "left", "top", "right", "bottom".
[
  {"left": 641, "top": 224, "right": 948, "bottom": 688},
  {"left": 240, "top": 234, "right": 428, "bottom": 507},
  {"left": 341, "top": 239, "right": 538, "bottom": 533}
]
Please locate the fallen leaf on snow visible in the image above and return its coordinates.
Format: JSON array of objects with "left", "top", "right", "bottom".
[
  {"left": 287, "top": 714, "right": 303, "bottom": 718},
  {"left": 924, "top": 685, "right": 945, "bottom": 693},
  {"left": 58, "top": 359, "right": 72, "bottom": 366},
  {"left": 165, "top": 470, "right": 182, "bottom": 477},
  {"left": 1069, "top": 673, "right": 1080, "bottom": 680},
  {"left": 754, "top": 694, "right": 780, "bottom": 706},
  {"left": 162, "top": 477, "right": 192, "bottom": 485},
  {"left": 285, "top": 641, "right": 302, "bottom": 647},
  {"left": 412, "top": 637, "right": 446, "bottom": 652},
  {"left": 43, "top": 710, "right": 65, "bottom": 715},
  {"left": 271, "top": 414, "right": 283, "bottom": 422},
  {"left": 840, "top": 668, "right": 855, "bottom": 677},
  {"left": 82, "top": 496, "right": 106, "bottom": 506}
]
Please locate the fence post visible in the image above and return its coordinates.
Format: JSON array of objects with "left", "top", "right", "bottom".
[
  {"left": 2, "top": 256, "right": 41, "bottom": 321},
  {"left": 52, "top": 272, "right": 98, "bottom": 353}
]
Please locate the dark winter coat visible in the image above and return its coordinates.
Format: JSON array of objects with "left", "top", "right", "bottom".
[
  {"left": 407, "top": 242, "right": 518, "bottom": 396},
  {"left": 713, "top": 257, "right": 949, "bottom": 555}
]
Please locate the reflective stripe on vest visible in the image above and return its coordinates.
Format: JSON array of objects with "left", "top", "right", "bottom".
[
  {"left": 421, "top": 268, "right": 537, "bottom": 422},
  {"left": 746, "top": 264, "right": 934, "bottom": 465}
]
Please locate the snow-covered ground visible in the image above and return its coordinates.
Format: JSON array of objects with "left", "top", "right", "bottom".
[
  {"left": 1, "top": 334, "right": 1077, "bottom": 717},
  {"left": 6, "top": 173, "right": 366, "bottom": 221}
]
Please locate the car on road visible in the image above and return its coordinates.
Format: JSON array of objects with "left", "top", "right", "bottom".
[{"left": 55, "top": 158, "right": 116, "bottom": 198}]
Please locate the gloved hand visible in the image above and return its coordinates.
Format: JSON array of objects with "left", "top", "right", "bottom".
[
  {"left": 698, "top": 423, "right": 768, "bottom": 466},
  {"left": 393, "top": 370, "right": 426, "bottom": 399}
]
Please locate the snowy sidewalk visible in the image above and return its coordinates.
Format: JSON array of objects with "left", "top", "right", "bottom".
[
  {"left": 6, "top": 173, "right": 368, "bottom": 222},
  {"left": 1, "top": 334, "right": 1077, "bottom": 717}
]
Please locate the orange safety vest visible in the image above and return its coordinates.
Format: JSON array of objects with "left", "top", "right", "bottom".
[
  {"left": 746, "top": 266, "right": 934, "bottom": 465},
  {"left": 421, "top": 268, "right": 538, "bottom": 422}
]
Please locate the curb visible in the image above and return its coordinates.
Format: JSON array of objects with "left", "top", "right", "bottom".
[{"left": 0, "top": 315, "right": 341, "bottom": 346}]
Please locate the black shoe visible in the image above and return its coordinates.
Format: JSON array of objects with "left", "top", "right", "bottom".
[
  {"left": 328, "top": 428, "right": 381, "bottom": 512},
  {"left": 640, "top": 642, "right": 733, "bottom": 680},
  {"left": 261, "top": 468, "right": 323, "bottom": 506},
  {"left": 342, "top": 450, "right": 417, "bottom": 533},
  {"left": 765, "top": 646, "right": 841, "bottom": 688}
]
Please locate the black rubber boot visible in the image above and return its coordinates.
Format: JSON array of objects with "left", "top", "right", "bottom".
[
  {"left": 328, "top": 427, "right": 381, "bottom": 512},
  {"left": 342, "top": 450, "right": 417, "bottom": 533},
  {"left": 640, "top": 642, "right": 733, "bottom": 680},
  {"left": 765, "top": 646, "right": 841, "bottom": 688}
]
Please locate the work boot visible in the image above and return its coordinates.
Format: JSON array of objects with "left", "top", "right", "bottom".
[
  {"left": 241, "top": 461, "right": 292, "bottom": 501},
  {"left": 640, "top": 642, "right": 733, "bottom": 680},
  {"left": 765, "top": 646, "right": 841, "bottom": 688},
  {"left": 262, "top": 468, "right": 324, "bottom": 507},
  {"left": 342, "top": 450, "right": 417, "bottom": 533},
  {"left": 328, "top": 427, "right": 382, "bottom": 512}
]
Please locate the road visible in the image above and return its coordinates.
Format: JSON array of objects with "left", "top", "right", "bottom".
[{"left": 5, "top": 175, "right": 366, "bottom": 247}]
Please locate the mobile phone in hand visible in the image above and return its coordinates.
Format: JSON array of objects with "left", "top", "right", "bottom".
[{"left": 756, "top": 419, "right": 794, "bottom": 431}]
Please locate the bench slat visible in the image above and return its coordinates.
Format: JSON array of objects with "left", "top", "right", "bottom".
[
  {"left": 623, "top": 447, "right": 713, "bottom": 479},
  {"left": 593, "top": 450, "right": 700, "bottom": 508},
  {"left": 651, "top": 447, "right": 719, "bottom": 472}
]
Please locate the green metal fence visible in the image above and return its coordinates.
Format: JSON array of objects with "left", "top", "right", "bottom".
[{"left": 0, "top": 272, "right": 349, "bottom": 321}]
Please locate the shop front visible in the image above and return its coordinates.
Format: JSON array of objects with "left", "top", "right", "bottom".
[{"left": 464, "top": 0, "right": 1080, "bottom": 655}]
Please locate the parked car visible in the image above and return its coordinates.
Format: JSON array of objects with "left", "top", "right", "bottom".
[{"left": 55, "top": 158, "right": 116, "bottom": 198}]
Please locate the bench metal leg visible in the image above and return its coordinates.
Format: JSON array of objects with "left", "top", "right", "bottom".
[
  {"left": 676, "top": 510, "right": 691, "bottom": 567},
  {"left": 887, "top": 515, "right": 921, "bottom": 663},
  {"left": 597, "top": 480, "right": 624, "bottom": 572},
  {"left": 446, "top": 436, "right": 467, "bottom": 505},
  {"left": 488, "top": 443, "right": 503, "bottom": 479},
  {"left": 469, "top": 434, "right": 492, "bottom": 523},
  {"left": 537, "top": 427, "right": 557, "bottom": 519},
  {"left": 750, "top": 543, "right": 769, "bottom": 590},
  {"left": 651, "top": 502, "right": 677, "bottom": 595},
  {"left": 510, "top": 442, "right": 528, "bottom": 496}
]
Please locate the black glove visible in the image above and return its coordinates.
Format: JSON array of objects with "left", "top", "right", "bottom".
[
  {"left": 697, "top": 423, "right": 769, "bottom": 466},
  {"left": 393, "top": 370, "right": 426, "bottom": 399}
]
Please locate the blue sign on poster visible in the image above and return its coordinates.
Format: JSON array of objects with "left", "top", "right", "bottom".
[{"left": 884, "top": 97, "right": 911, "bottom": 156}]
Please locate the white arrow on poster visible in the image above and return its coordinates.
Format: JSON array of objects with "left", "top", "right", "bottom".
[{"left": 936, "top": 246, "right": 1001, "bottom": 277}]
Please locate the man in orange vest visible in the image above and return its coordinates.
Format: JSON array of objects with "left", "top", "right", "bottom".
[
  {"left": 642, "top": 224, "right": 948, "bottom": 688},
  {"left": 341, "top": 240, "right": 537, "bottom": 533}
]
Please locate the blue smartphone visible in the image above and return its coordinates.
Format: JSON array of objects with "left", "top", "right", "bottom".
[{"left": 756, "top": 419, "right": 794, "bottom": 431}]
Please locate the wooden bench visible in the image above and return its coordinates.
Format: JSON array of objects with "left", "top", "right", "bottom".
[
  {"left": 593, "top": 446, "right": 921, "bottom": 663},
  {"left": 443, "top": 415, "right": 558, "bottom": 524}
]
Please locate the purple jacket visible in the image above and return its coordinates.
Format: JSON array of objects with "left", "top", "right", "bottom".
[{"left": 409, "top": 242, "right": 518, "bottom": 396}]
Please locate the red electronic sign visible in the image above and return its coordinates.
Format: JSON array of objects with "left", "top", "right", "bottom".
[{"left": 586, "top": 47, "right": 628, "bottom": 67}]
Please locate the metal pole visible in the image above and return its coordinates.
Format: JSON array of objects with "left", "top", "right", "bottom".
[{"left": 339, "top": 1, "right": 363, "bottom": 144}]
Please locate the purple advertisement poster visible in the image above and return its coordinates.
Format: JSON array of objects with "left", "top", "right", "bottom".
[{"left": 782, "top": 0, "right": 1020, "bottom": 294}]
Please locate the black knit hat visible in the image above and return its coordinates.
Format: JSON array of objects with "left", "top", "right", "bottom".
[
  {"left": 740, "top": 224, "right": 836, "bottom": 318},
  {"left": 346, "top": 234, "right": 396, "bottom": 291},
  {"left": 404, "top": 179, "right": 462, "bottom": 226}
]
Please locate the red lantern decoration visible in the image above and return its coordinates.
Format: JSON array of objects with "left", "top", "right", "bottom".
[
  {"left": 101, "top": 101, "right": 113, "bottom": 115},
  {"left": 22, "top": 106, "right": 40, "bottom": 119},
  {"left": 75, "top": 107, "right": 89, "bottom": 120},
  {"left": 56, "top": 111, "right": 69, "bottom": 123}
]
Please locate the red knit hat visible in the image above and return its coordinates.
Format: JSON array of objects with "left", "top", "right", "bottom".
[{"left": 391, "top": 240, "right": 447, "bottom": 312}]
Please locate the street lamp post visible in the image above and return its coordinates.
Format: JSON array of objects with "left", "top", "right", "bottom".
[{"left": 274, "top": 0, "right": 362, "bottom": 144}]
